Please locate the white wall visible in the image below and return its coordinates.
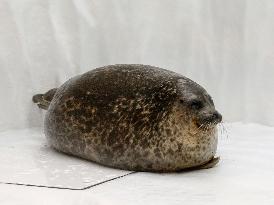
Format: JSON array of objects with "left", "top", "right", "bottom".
[{"left": 0, "top": 0, "right": 274, "bottom": 130}]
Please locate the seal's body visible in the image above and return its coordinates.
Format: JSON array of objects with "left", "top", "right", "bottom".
[{"left": 33, "top": 64, "right": 222, "bottom": 172}]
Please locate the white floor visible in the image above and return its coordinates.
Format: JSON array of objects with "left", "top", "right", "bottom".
[
  {"left": 0, "top": 123, "right": 274, "bottom": 205},
  {"left": 0, "top": 128, "right": 131, "bottom": 190}
]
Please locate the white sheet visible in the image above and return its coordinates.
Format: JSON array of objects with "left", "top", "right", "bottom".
[
  {"left": 0, "top": 128, "right": 131, "bottom": 189},
  {"left": 0, "top": 0, "right": 274, "bottom": 131},
  {"left": 1, "top": 123, "right": 273, "bottom": 204}
]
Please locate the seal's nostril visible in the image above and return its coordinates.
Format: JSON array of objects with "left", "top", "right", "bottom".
[{"left": 213, "top": 111, "right": 222, "bottom": 122}]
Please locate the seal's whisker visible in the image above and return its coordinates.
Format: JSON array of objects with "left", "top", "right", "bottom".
[
  {"left": 221, "top": 122, "right": 229, "bottom": 139},
  {"left": 218, "top": 123, "right": 223, "bottom": 136},
  {"left": 200, "top": 121, "right": 211, "bottom": 133},
  {"left": 201, "top": 123, "right": 208, "bottom": 132},
  {"left": 194, "top": 123, "right": 206, "bottom": 134},
  {"left": 218, "top": 121, "right": 229, "bottom": 139},
  {"left": 206, "top": 123, "right": 211, "bottom": 132}
]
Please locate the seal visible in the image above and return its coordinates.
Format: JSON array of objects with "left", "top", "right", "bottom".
[{"left": 33, "top": 64, "right": 222, "bottom": 172}]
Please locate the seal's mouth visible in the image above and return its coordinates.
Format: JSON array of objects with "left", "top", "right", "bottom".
[{"left": 195, "top": 111, "right": 222, "bottom": 129}]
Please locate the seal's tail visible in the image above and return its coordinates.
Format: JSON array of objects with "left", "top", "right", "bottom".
[{"left": 32, "top": 88, "right": 57, "bottom": 110}]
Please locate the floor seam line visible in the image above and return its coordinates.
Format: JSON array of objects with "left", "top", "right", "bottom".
[{"left": 0, "top": 171, "right": 137, "bottom": 191}]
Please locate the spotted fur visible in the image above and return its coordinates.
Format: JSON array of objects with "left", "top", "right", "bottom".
[{"left": 39, "top": 64, "right": 219, "bottom": 172}]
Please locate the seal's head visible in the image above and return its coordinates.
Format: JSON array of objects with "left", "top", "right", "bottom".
[{"left": 175, "top": 78, "right": 222, "bottom": 133}]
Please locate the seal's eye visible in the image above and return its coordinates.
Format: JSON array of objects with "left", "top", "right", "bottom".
[{"left": 190, "top": 100, "right": 203, "bottom": 110}]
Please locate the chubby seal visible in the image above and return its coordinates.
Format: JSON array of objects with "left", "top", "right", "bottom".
[{"left": 33, "top": 64, "right": 222, "bottom": 172}]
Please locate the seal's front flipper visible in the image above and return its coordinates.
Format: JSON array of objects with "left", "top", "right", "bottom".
[
  {"left": 198, "top": 157, "right": 220, "bottom": 169},
  {"left": 32, "top": 88, "right": 57, "bottom": 110}
]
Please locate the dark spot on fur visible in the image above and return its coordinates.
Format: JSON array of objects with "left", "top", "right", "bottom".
[
  {"left": 167, "top": 148, "right": 174, "bottom": 155},
  {"left": 166, "top": 129, "right": 171, "bottom": 136}
]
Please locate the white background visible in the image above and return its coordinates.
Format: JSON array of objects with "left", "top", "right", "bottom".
[
  {"left": 1, "top": 1, "right": 274, "bottom": 204},
  {"left": 1, "top": 0, "right": 274, "bottom": 131}
]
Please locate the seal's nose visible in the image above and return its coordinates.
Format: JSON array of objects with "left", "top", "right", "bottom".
[{"left": 213, "top": 111, "right": 222, "bottom": 123}]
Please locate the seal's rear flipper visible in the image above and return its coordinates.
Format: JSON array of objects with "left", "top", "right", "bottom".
[
  {"left": 198, "top": 157, "right": 220, "bottom": 169},
  {"left": 32, "top": 88, "right": 57, "bottom": 110}
]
